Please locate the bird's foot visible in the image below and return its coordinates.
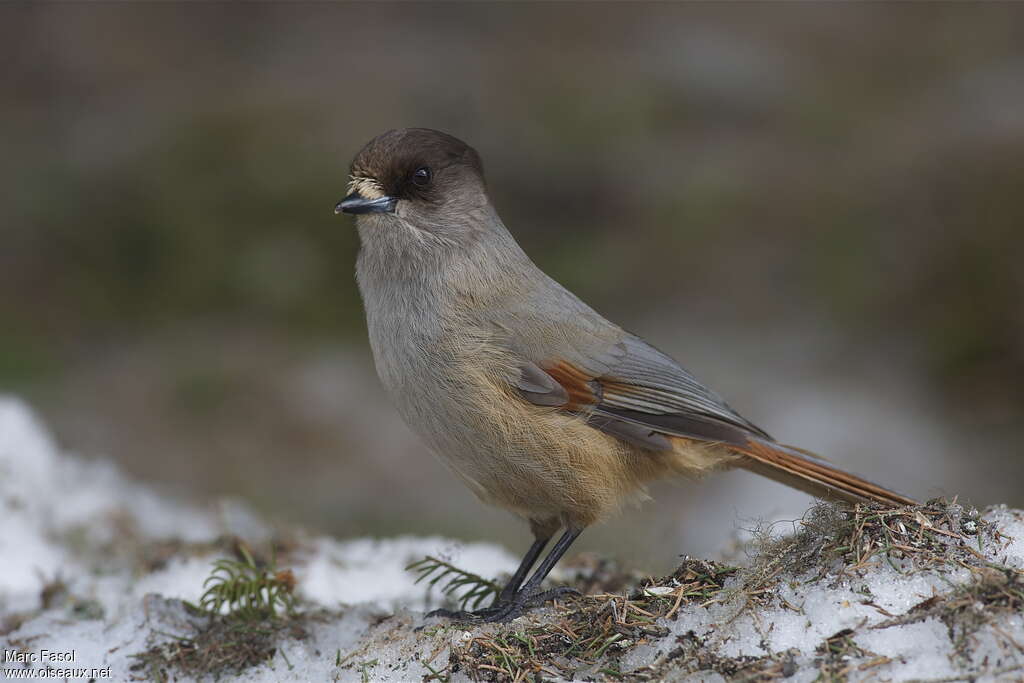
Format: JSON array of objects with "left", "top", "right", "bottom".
[
  {"left": 424, "top": 604, "right": 503, "bottom": 621},
  {"left": 426, "top": 586, "right": 580, "bottom": 623},
  {"left": 486, "top": 585, "right": 581, "bottom": 622}
]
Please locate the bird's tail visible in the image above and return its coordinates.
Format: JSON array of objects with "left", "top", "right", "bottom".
[{"left": 729, "top": 437, "right": 918, "bottom": 507}]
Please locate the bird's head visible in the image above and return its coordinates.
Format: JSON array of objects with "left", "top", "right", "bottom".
[{"left": 336, "top": 128, "right": 490, "bottom": 247}]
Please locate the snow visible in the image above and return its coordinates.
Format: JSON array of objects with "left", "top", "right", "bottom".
[
  {"left": 2, "top": 395, "right": 1023, "bottom": 681},
  {"left": 0, "top": 396, "right": 515, "bottom": 680},
  {"left": 616, "top": 507, "right": 1024, "bottom": 682},
  {"left": 300, "top": 536, "right": 516, "bottom": 611},
  {"left": 854, "top": 619, "right": 957, "bottom": 679},
  {"left": 984, "top": 506, "right": 1024, "bottom": 569}
]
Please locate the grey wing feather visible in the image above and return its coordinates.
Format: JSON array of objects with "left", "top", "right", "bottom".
[
  {"left": 515, "top": 361, "right": 569, "bottom": 406},
  {"left": 586, "top": 412, "right": 673, "bottom": 451},
  {"left": 494, "top": 273, "right": 770, "bottom": 449},
  {"left": 597, "top": 335, "right": 771, "bottom": 442},
  {"left": 587, "top": 334, "right": 772, "bottom": 447}
]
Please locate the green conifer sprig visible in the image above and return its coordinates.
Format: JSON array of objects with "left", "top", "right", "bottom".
[
  {"left": 407, "top": 555, "right": 500, "bottom": 611},
  {"left": 194, "top": 546, "right": 297, "bottom": 620}
]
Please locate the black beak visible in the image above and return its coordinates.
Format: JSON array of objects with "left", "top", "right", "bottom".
[{"left": 334, "top": 193, "right": 397, "bottom": 215}]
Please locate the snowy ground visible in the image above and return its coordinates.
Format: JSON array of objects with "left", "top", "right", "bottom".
[{"left": 2, "top": 396, "right": 1022, "bottom": 682}]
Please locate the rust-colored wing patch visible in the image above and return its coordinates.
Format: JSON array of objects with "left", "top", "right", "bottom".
[{"left": 543, "top": 360, "right": 601, "bottom": 411}]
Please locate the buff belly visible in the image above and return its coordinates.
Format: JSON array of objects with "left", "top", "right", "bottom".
[{"left": 398, "top": 359, "right": 736, "bottom": 529}]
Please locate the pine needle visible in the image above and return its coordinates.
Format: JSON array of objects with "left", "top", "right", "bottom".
[
  {"left": 191, "top": 545, "right": 297, "bottom": 621},
  {"left": 406, "top": 555, "right": 501, "bottom": 611}
]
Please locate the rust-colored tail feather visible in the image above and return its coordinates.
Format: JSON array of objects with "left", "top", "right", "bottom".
[{"left": 731, "top": 438, "right": 918, "bottom": 507}]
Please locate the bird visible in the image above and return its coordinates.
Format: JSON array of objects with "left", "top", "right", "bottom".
[{"left": 335, "top": 128, "right": 918, "bottom": 622}]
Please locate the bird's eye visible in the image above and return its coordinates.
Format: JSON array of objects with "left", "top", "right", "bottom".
[{"left": 411, "top": 166, "right": 432, "bottom": 187}]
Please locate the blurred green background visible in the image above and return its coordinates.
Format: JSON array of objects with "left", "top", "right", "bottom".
[{"left": 2, "top": 4, "right": 1022, "bottom": 569}]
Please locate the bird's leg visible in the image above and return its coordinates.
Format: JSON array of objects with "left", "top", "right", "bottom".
[
  {"left": 495, "top": 535, "right": 551, "bottom": 605},
  {"left": 425, "top": 534, "right": 551, "bottom": 620},
  {"left": 485, "top": 527, "right": 583, "bottom": 622}
]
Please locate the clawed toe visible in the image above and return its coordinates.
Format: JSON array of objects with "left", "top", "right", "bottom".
[
  {"left": 425, "top": 607, "right": 470, "bottom": 620},
  {"left": 425, "top": 604, "right": 504, "bottom": 622},
  {"left": 522, "top": 585, "right": 580, "bottom": 606},
  {"left": 427, "top": 586, "right": 580, "bottom": 624},
  {"left": 488, "top": 587, "right": 578, "bottom": 622}
]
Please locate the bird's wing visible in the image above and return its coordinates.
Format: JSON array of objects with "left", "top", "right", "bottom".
[
  {"left": 511, "top": 328, "right": 771, "bottom": 451},
  {"left": 495, "top": 280, "right": 920, "bottom": 506},
  {"left": 487, "top": 272, "right": 769, "bottom": 451}
]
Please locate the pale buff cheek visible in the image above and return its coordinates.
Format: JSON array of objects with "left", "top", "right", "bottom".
[{"left": 347, "top": 175, "right": 386, "bottom": 200}]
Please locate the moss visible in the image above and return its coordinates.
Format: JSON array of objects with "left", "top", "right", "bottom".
[
  {"left": 745, "top": 499, "right": 995, "bottom": 585},
  {"left": 129, "top": 540, "right": 305, "bottom": 680},
  {"left": 129, "top": 612, "right": 310, "bottom": 681},
  {"left": 440, "top": 557, "right": 736, "bottom": 681}
]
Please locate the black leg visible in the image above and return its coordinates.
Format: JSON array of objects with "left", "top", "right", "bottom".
[
  {"left": 496, "top": 535, "right": 551, "bottom": 604},
  {"left": 426, "top": 528, "right": 583, "bottom": 623},
  {"left": 481, "top": 528, "right": 583, "bottom": 622},
  {"left": 425, "top": 534, "right": 552, "bottom": 620},
  {"left": 516, "top": 527, "right": 581, "bottom": 596}
]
